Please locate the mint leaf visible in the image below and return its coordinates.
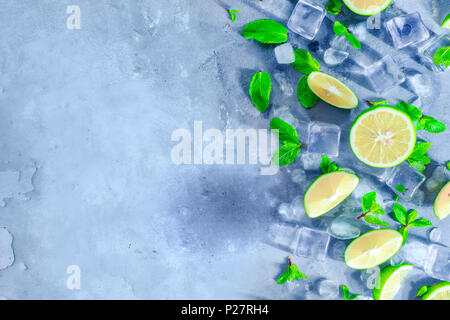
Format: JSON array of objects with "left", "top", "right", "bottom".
[
  {"left": 406, "top": 210, "right": 418, "bottom": 225},
  {"left": 409, "top": 218, "right": 433, "bottom": 228},
  {"left": 362, "top": 191, "right": 377, "bottom": 213},
  {"left": 416, "top": 285, "right": 428, "bottom": 298},
  {"left": 348, "top": 294, "right": 361, "bottom": 300},
  {"left": 394, "top": 194, "right": 399, "bottom": 201},
  {"left": 447, "top": 161, "right": 450, "bottom": 171},
  {"left": 333, "top": 21, "right": 347, "bottom": 36},
  {"left": 241, "top": 19, "right": 288, "bottom": 44},
  {"left": 400, "top": 226, "right": 409, "bottom": 245},
  {"left": 249, "top": 71, "right": 271, "bottom": 112},
  {"left": 277, "top": 259, "right": 307, "bottom": 284},
  {"left": 291, "top": 49, "right": 320, "bottom": 75},
  {"left": 421, "top": 116, "right": 446, "bottom": 133},
  {"left": 433, "top": 46, "right": 450, "bottom": 68},
  {"left": 270, "top": 117, "right": 299, "bottom": 145},
  {"left": 396, "top": 102, "right": 422, "bottom": 122},
  {"left": 297, "top": 76, "right": 319, "bottom": 108},
  {"left": 393, "top": 203, "right": 407, "bottom": 225},
  {"left": 395, "top": 185, "right": 406, "bottom": 194},
  {"left": 326, "top": 0, "right": 342, "bottom": 15},
  {"left": 408, "top": 142, "right": 432, "bottom": 173},
  {"left": 333, "top": 22, "right": 360, "bottom": 49},
  {"left": 228, "top": 9, "right": 241, "bottom": 22},
  {"left": 370, "top": 203, "right": 386, "bottom": 215},
  {"left": 344, "top": 32, "right": 361, "bottom": 49},
  {"left": 320, "top": 155, "right": 341, "bottom": 174},
  {"left": 272, "top": 143, "right": 301, "bottom": 166},
  {"left": 410, "top": 142, "right": 431, "bottom": 159},
  {"left": 341, "top": 285, "right": 350, "bottom": 300},
  {"left": 364, "top": 215, "right": 389, "bottom": 227},
  {"left": 408, "top": 159, "right": 427, "bottom": 173}
]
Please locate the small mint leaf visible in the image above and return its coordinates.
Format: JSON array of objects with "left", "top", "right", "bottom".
[
  {"left": 406, "top": 210, "right": 418, "bottom": 224},
  {"left": 291, "top": 49, "right": 320, "bottom": 75},
  {"left": 272, "top": 143, "right": 301, "bottom": 166},
  {"left": 297, "top": 76, "right": 319, "bottom": 108},
  {"left": 326, "top": 0, "right": 342, "bottom": 15},
  {"left": 361, "top": 191, "right": 377, "bottom": 213},
  {"left": 341, "top": 285, "right": 350, "bottom": 300},
  {"left": 396, "top": 102, "right": 422, "bottom": 122},
  {"left": 249, "top": 71, "right": 271, "bottom": 112},
  {"left": 392, "top": 203, "right": 407, "bottom": 225},
  {"left": 409, "top": 218, "right": 433, "bottom": 228},
  {"left": 241, "top": 19, "right": 288, "bottom": 44},
  {"left": 395, "top": 184, "right": 406, "bottom": 193},
  {"left": 364, "top": 215, "right": 389, "bottom": 227},
  {"left": 333, "top": 21, "right": 347, "bottom": 36},
  {"left": 433, "top": 46, "right": 450, "bottom": 68},
  {"left": 400, "top": 226, "right": 409, "bottom": 245},
  {"left": 270, "top": 117, "right": 300, "bottom": 145},
  {"left": 416, "top": 285, "right": 428, "bottom": 298}
]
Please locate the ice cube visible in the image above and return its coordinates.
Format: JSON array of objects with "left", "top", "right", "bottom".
[
  {"left": 274, "top": 43, "right": 295, "bottom": 64},
  {"left": 419, "top": 33, "right": 450, "bottom": 72},
  {"left": 291, "top": 169, "right": 306, "bottom": 184},
  {"left": 328, "top": 240, "right": 346, "bottom": 261},
  {"left": 427, "top": 227, "right": 441, "bottom": 243},
  {"left": 424, "top": 244, "right": 449, "bottom": 281},
  {"left": 0, "top": 227, "right": 14, "bottom": 270},
  {"left": 407, "top": 73, "right": 433, "bottom": 98},
  {"left": 268, "top": 223, "right": 300, "bottom": 253},
  {"left": 353, "top": 161, "right": 390, "bottom": 182},
  {"left": 317, "top": 279, "right": 339, "bottom": 298},
  {"left": 273, "top": 73, "right": 295, "bottom": 96},
  {"left": 290, "top": 195, "right": 307, "bottom": 219},
  {"left": 385, "top": 161, "right": 426, "bottom": 200},
  {"left": 399, "top": 238, "right": 429, "bottom": 269},
  {"left": 295, "top": 227, "right": 330, "bottom": 262},
  {"left": 327, "top": 215, "right": 361, "bottom": 240},
  {"left": 425, "top": 165, "right": 450, "bottom": 193},
  {"left": 301, "top": 152, "right": 323, "bottom": 171},
  {"left": 410, "top": 189, "right": 425, "bottom": 206},
  {"left": 287, "top": 0, "right": 326, "bottom": 40},
  {"left": 324, "top": 48, "right": 349, "bottom": 66},
  {"left": 385, "top": 12, "right": 430, "bottom": 49},
  {"left": 307, "top": 122, "right": 341, "bottom": 157},
  {"left": 330, "top": 35, "right": 353, "bottom": 52},
  {"left": 278, "top": 202, "right": 294, "bottom": 220},
  {"left": 366, "top": 55, "right": 406, "bottom": 93}
]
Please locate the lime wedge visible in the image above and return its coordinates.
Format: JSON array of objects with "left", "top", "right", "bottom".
[
  {"left": 434, "top": 182, "right": 450, "bottom": 220},
  {"left": 373, "top": 263, "right": 413, "bottom": 300},
  {"left": 345, "top": 229, "right": 403, "bottom": 269},
  {"left": 343, "top": 0, "right": 392, "bottom": 16},
  {"left": 304, "top": 171, "right": 359, "bottom": 218}
]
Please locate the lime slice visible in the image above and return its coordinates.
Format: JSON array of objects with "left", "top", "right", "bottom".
[
  {"left": 442, "top": 14, "right": 450, "bottom": 29},
  {"left": 345, "top": 229, "right": 403, "bottom": 269},
  {"left": 304, "top": 171, "right": 359, "bottom": 218},
  {"left": 434, "top": 181, "right": 450, "bottom": 220},
  {"left": 343, "top": 0, "right": 392, "bottom": 16},
  {"left": 421, "top": 281, "right": 450, "bottom": 300},
  {"left": 307, "top": 71, "right": 358, "bottom": 109},
  {"left": 350, "top": 106, "right": 416, "bottom": 168},
  {"left": 373, "top": 263, "right": 413, "bottom": 300}
]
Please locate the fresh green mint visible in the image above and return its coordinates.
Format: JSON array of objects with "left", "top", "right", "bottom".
[
  {"left": 326, "top": 0, "right": 343, "bottom": 15},
  {"left": 241, "top": 19, "right": 288, "bottom": 44},
  {"left": 394, "top": 185, "right": 406, "bottom": 201},
  {"left": 357, "top": 191, "right": 388, "bottom": 227},
  {"left": 297, "top": 76, "right": 319, "bottom": 108},
  {"left": 270, "top": 118, "right": 306, "bottom": 166},
  {"left": 446, "top": 161, "right": 450, "bottom": 171},
  {"left": 277, "top": 257, "right": 307, "bottom": 284},
  {"left": 392, "top": 203, "right": 433, "bottom": 245},
  {"left": 341, "top": 284, "right": 360, "bottom": 300},
  {"left": 249, "top": 71, "right": 271, "bottom": 112},
  {"left": 407, "top": 141, "right": 431, "bottom": 173},
  {"left": 228, "top": 9, "right": 241, "bottom": 22},
  {"left": 333, "top": 21, "right": 361, "bottom": 49},
  {"left": 291, "top": 49, "right": 320, "bottom": 75},
  {"left": 320, "top": 155, "right": 341, "bottom": 174},
  {"left": 433, "top": 46, "right": 450, "bottom": 68},
  {"left": 416, "top": 285, "right": 428, "bottom": 298},
  {"left": 396, "top": 102, "right": 446, "bottom": 133}
]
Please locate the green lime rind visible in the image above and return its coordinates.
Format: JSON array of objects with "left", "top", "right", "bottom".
[
  {"left": 421, "top": 281, "right": 450, "bottom": 300},
  {"left": 441, "top": 14, "right": 450, "bottom": 29},
  {"left": 433, "top": 181, "right": 450, "bottom": 220},
  {"left": 344, "top": 229, "right": 403, "bottom": 270},
  {"left": 307, "top": 71, "right": 359, "bottom": 110},
  {"left": 349, "top": 105, "right": 417, "bottom": 168},
  {"left": 303, "top": 171, "right": 359, "bottom": 218},
  {"left": 372, "top": 263, "right": 413, "bottom": 300},
  {"left": 343, "top": 0, "right": 392, "bottom": 16}
]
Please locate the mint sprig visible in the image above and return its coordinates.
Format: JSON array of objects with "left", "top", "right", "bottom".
[
  {"left": 326, "top": 0, "right": 343, "bottom": 15},
  {"left": 249, "top": 71, "right": 271, "bottom": 112},
  {"left": 433, "top": 46, "right": 450, "bottom": 69},
  {"left": 357, "top": 191, "right": 388, "bottom": 226},
  {"left": 228, "top": 9, "right": 241, "bottom": 22},
  {"left": 392, "top": 203, "right": 433, "bottom": 245},
  {"left": 341, "top": 285, "right": 361, "bottom": 300},
  {"left": 270, "top": 118, "right": 306, "bottom": 166},
  {"left": 396, "top": 102, "right": 446, "bottom": 134},
  {"left": 241, "top": 19, "right": 288, "bottom": 44},
  {"left": 407, "top": 141, "right": 431, "bottom": 173},
  {"left": 320, "top": 155, "right": 341, "bottom": 174},
  {"left": 291, "top": 49, "right": 320, "bottom": 75},
  {"left": 297, "top": 76, "right": 319, "bottom": 108},
  {"left": 277, "top": 257, "right": 307, "bottom": 284},
  {"left": 333, "top": 21, "right": 361, "bottom": 49}
]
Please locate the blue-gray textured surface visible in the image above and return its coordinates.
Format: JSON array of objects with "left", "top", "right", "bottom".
[{"left": 0, "top": 0, "right": 448, "bottom": 299}]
